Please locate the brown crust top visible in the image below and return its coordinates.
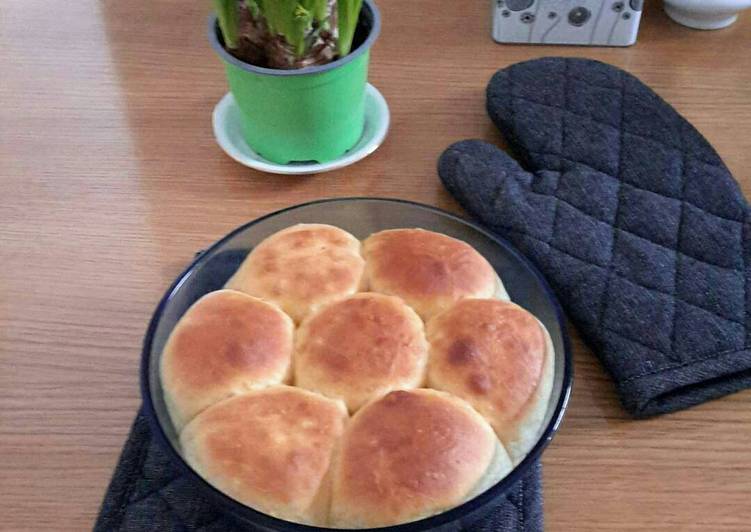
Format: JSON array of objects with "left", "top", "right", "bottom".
[
  {"left": 180, "top": 386, "right": 347, "bottom": 525},
  {"left": 331, "top": 389, "right": 496, "bottom": 527},
  {"left": 295, "top": 293, "right": 429, "bottom": 412},
  {"left": 427, "top": 299, "right": 545, "bottom": 431},
  {"left": 225, "top": 224, "right": 365, "bottom": 323},
  {"left": 362, "top": 229, "right": 497, "bottom": 319},
  {"left": 165, "top": 225, "right": 552, "bottom": 526},
  {"left": 161, "top": 290, "right": 293, "bottom": 428}
]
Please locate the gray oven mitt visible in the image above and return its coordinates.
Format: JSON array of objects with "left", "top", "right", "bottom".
[{"left": 439, "top": 57, "right": 751, "bottom": 417}]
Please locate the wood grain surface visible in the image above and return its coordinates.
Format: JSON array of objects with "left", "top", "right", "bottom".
[{"left": 1, "top": 0, "right": 750, "bottom": 530}]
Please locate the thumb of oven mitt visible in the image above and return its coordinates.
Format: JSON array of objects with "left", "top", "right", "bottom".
[{"left": 439, "top": 57, "right": 751, "bottom": 417}]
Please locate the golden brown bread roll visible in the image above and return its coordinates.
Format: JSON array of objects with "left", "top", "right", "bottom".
[
  {"left": 160, "top": 289, "right": 293, "bottom": 430},
  {"left": 426, "top": 299, "right": 554, "bottom": 464},
  {"left": 225, "top": 223, "right": 365, "bottom": 323},
  {"left": 181, "top": 386, "right": 348, "bottom": 526},
  {"left": 330, "top": 389, "right": 512, "bottom": 528},
  {"left": 362, "top": 228, "right": 508, "bottom": 320},
  {"left": 295, "top": 293, "right": 429, "bottom": 413}
]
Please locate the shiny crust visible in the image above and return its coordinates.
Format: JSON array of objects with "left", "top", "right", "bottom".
[
  {"left": 362, "top": 229, "right": 501, "bottom": 320},
  {"left": 295, "top": 293, "right": 429, "bottom": 412},
  {"left": 330, "top": 389, "right": 498, "bottom": 528},
  {"left": 160, "top": 289, "right": 293, "bottom": 430},
  {"left": 426, "top": 299, "right": 554, "bottom": 463},
  {"left": 180, "top": 386, "right": 348, "bottom": 526},
  {"left": 225, "top": 223, "right": 366, "bottom": 323}
]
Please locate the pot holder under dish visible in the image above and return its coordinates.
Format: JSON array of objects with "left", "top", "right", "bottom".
[
  {"left": 94, "top": 410, "right": 543, "bottom": 531},
  {"left": 439, "top": 57, "right": 751, "bottom": 417}
]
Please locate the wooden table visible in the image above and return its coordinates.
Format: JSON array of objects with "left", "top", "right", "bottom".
[{"left": 2, "top": 1, "right": 750, "bottom": 530}]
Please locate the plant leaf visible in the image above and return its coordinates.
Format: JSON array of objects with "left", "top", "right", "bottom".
[
  {"left": 245, "top": 0, "right": 261, "bottom": 19},
  {"left": 301, "top": 0, "right": 329, "bottom": 23},
  {"left": 213, "top": 0, "right": 240, "bottom": 49},
  {"left": 337, "top": 0, "right": 363, "bottom": 56},
  {"left": 291, "top": 4, "right": 314, "bottom": 56}
]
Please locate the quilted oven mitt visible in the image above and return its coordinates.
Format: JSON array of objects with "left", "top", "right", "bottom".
[{"left": 439, "top": 57, "right": 751, "bottom": 417}]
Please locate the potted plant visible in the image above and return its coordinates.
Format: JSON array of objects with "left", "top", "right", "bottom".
[{"left": 210, "top": 0, "right": 381, "bottom": 164}]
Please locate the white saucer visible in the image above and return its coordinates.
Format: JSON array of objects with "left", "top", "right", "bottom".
[{"left": 212, "top": 83, "right": 390, "bottom": 175}]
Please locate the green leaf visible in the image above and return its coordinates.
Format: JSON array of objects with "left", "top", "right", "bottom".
[
  {"left": 213, "top": 0, "right": 240, "bottom": 49},
  {"left": 301, "top": 0, "right": 328, "bottom": 23},
  {"left": 337, "top": 0, "right": 363, "bottom": 56},
  {"left": 290, "top": 4, "right": 314, "bottom": 56},
  {"left": 252, "top": 0, "right": 317, "bottom": 59},
  {"left": 245, "top": 0, "right": 261, "bottom": 19}
]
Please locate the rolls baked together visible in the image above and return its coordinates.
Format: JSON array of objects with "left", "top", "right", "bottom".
[{"left": 160, "top": 224, "right": 554, "bottom": 528}]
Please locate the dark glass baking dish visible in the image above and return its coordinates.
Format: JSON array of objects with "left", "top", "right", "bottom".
[{"left": 140, "top": 197, "right": 573, "bottom": 531}]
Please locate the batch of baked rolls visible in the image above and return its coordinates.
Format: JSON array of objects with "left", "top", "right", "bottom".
[{"left": 160, "top": 223, "right": 554, "bottom": 528}]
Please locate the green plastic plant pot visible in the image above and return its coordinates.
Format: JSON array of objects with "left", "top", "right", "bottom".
[{"left": 209, "top": 1, "right": 381, "bottom": 165}]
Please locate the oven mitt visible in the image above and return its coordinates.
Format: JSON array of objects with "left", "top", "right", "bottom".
[{"left": 439, "top": 57, "right": 751, "bottom": 417}]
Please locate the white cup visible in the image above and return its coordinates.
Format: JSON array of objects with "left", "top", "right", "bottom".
[{"left": 664, "top": 0, "right": 751, "bottom": 29}]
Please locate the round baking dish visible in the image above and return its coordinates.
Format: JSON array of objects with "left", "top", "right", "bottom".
[{"left": 140, "top": 197, "right": 573, "bottom": 531}]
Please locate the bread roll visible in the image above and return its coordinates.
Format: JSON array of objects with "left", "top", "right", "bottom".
[
  {"left": 181, "top": 386, "right": 348, "bottom": 526},
  {"left": 330, "top": 389, "right": 512, "bottom": 528},
  {"left": 362, "top": 228, "right": 507, "bottom": 320},
  {"left": 160, "top": 289, "right": 293, "bottom": 430},
  {"left": 295, "top": 293, "right": 429, "bottom": 413},
  {"left": 225, "top": 223, "right": 365, "bottom": 323},
  {"left": 426, "top": 299, "right": 554, "bottom": 464}
]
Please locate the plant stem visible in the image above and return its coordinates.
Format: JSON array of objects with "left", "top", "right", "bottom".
[
  {"left": 302, "top": 0, "right": 329, "bottom": 25},
  {"left": 291, "top": 4, "right": 313, "bottom": 56},
  {"left": 259, "top": 0, "right": 313, "bottom": 58},
  {"left": 213, "top": 0, "right": 240, "bottom": 49},
  {"left": 337, "top": 0, "right": 363, "bottom": 56},
  {"left": 246, "top": 0, "right": 261, "bottom": 19},
  {"left": 336, "top": 0, "right": 362, "bottom": 57}
]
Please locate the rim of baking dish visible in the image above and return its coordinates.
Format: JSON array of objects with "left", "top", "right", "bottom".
[{"left": 140, "top": 197, "right": 573, "bottom": 532}]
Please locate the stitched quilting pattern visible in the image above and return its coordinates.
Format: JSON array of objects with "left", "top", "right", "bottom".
[{"left": 439, "top": 57, "right": 751, "bottom": 416}]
